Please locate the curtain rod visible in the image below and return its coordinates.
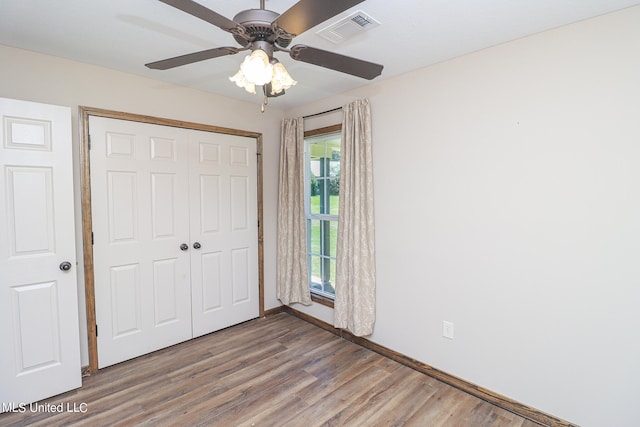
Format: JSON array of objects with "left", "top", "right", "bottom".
[{"left": 303, "top": 107, "right": 342, "bottom": 119}]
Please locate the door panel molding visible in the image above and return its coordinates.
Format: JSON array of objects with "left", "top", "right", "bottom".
[{"left": 79, "top": 106, "right": 264, "bottom": 375}]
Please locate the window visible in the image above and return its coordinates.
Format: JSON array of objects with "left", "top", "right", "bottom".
[{"left": 304, "top": 126, "right": 341, "bottom": 300}]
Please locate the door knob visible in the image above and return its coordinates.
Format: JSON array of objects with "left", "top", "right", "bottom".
[
  {"left": 193, "top": 242, "right": 201, "bottom": 249},
  {"left": 59, "top": 261, "right": 72, "bottom": 271},
  {"left": 180, "top": 243, "right": 189, "bottom": 251}
]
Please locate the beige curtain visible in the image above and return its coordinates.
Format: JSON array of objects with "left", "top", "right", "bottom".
[
  {"left": 276, "top": 117, "right": 312, "bottom": 306},
  {"left": 334, "top": 99, "right": 376, "bottom": 336}
]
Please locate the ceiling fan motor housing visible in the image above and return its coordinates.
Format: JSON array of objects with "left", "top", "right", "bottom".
[{"left": 232, "top": 9, "right": 292, "bottom": 48}]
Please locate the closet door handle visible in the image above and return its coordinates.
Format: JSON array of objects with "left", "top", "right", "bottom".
[
  {"left": 193, "top": 242, "right": 201, "bottom": 249},
  {"left": 59, "top": 261, "right": 72, "bottom": 271},
  {"left": 180, "top": 243, "right": 189, "bottom": 251}
]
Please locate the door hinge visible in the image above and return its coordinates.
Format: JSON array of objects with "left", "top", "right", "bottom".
[
  {"left": 91, "top": 231, "right": 94, "bottom": 245},
  {"left": 95, "top": 324, "right": 98, "bottom": 337},
  {"left": 88, "top": 134, "right": 91, "bottom": 150}
]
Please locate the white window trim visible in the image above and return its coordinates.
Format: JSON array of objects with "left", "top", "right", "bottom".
[{"left": 304, "top": 130, "right": 341, "bottom": 300}]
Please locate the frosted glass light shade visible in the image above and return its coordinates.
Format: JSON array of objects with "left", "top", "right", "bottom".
[
  {"left": 270, "top": 62, "right": 297, "bottom": 95},
  {"left": 229, "top": 69, "right": 256, "bottom": 94},
  {"left": 240, "top": 49, "right": 273, "bottom": 85}
]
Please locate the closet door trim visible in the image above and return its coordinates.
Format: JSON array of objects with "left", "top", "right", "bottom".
[{"left": 79, "top": 106, "right": 264, "bottom": 375}]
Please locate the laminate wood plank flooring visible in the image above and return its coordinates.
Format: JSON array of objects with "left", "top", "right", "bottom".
[{"left": 0, "top": 313, "right": 540, "bottom": 427}]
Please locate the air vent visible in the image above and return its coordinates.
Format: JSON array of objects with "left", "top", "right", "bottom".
[{"left": 316, "top": 10, "right": 380, "bottom": 44}]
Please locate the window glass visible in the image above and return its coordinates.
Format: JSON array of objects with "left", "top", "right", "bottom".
[
  {"left": 308, "top": 219, "right": 321, "bottom": 254},
  {"left": 305, "top": 131, "right": 341, "bottom": 299},
  {"left": 328, "top": 221, "right": 338, "bottom": 258}
]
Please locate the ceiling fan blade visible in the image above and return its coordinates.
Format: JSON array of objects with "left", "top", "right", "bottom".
[
  {"left": 146, "top": 47, "right": 239, "bottom": 70},
  {"left": 289, "top": 45, "right": 383, "bottom": 80},
  {"left": 273, "top": 0, "right": 365, "bottom": 36},
  {"left": 159, "top": 0, "right": 238, "bottom": 32}
]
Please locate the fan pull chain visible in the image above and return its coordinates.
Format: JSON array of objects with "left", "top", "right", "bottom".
[{"left": 261, "top": 86, "right": 269, "bottom": 113}]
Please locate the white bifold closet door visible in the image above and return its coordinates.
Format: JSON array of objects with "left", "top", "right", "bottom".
[
  {"left": 89, "top": 116, "right": 258, "bottom": 369},
  {"left": 0, "top": 97, "right": 81, "bottom": 408}
]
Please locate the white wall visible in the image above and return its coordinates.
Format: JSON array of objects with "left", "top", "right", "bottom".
[
  {"left": 285, "top": 7, "right": 640, "bottom": 427},
  {"left": 0, "top": 45, "right": 284, "bottom": 366}
]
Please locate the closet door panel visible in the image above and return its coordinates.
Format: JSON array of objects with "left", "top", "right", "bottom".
[
  {"left": 90, "top": 117, "right": 192, "bottom": 368},
  {"left": 200, "top": 251, "right": 223, "bottom": 312},
  {"left": 189, "top": 131, "right": 258, "bottom": 337}
]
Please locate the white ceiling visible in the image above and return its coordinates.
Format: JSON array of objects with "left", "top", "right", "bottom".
[{"left": 1, "top": 0, "right": 639, "bottom": 110}]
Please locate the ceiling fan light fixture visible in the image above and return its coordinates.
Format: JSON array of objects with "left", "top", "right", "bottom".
[
  {"left": 270, "top": 61, "right": 297, "bottom": 95},
  {"left": 229, "top": 48, "right": 296, "bottom": 97},
  {"left": 229, "top": 69, "right": 256, "bottom": 94}
]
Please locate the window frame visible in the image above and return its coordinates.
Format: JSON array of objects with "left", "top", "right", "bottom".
[{"left": 303, "top": 124, "right": 342, "bottom": 306}]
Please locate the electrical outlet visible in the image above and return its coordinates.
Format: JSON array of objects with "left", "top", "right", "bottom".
[{"left": 442, "top": 321, "right": 454, "bottom": 340}]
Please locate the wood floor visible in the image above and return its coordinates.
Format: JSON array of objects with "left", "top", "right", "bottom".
[{"left": 0, "top": 313, "right": 540, "bottom": 427}]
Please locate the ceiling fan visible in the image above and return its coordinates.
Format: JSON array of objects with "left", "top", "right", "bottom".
[{"left": 145, "top": 0, "right": 384, "bottom": 103}]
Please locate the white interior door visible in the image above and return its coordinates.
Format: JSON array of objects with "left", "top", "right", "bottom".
[
  {"left": 188, "top": 130, "right": 258, "bottom": 337},
  {"left": 90, "top": 117, "right": 193, "bottom": 368},
  {"left": 0, "top": 97, "right": 81, "bottom": 409}
]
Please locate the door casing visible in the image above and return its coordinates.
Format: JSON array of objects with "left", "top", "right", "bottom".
[{"left": 79, "top": 106, "right": 265, "bottom": 375}]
